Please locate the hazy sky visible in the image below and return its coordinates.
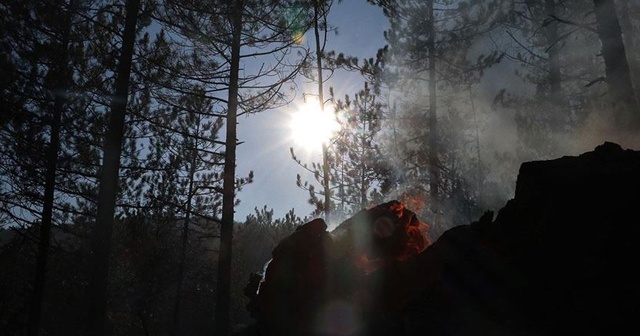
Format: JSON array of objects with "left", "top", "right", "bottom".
[{"left": 234, "top": 1, "right": 389, "bottom": 221}]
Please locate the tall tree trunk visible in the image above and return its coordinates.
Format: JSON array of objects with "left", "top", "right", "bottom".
[
  {"left": 615, "top": 0, "right": 639, "bottom": 93},
  {"left": 313, "top": 0, "right": 331, "bottom": 220},
  {"left": 360, "top": 101, "right": 367, "bottom": 211},
  {"left": 86, "top": 0, "right": 140, "bottom": 334},
  {"left": 469, "top": 85, "right": 483, "bottom": 202},
  {"left": 545, "top": 0, "right": 564, "bottom": 133},
  {"left": 427, "top": 0, "right": 439, "bottom": 220},
  {"left": 593, "top": 0, "right": 640, "bottom": 128},
  {"left": 27, "top": 2, "right": 73, "bottom": 332},
  {"left": 171, "top": 134, "right": 198, "bottom": 336},
  {"left": 215, "top": 1, "right": 242, "bottom": 335},
  {"left": 545, "top": 0, "right": 562, "bottom": 97}
]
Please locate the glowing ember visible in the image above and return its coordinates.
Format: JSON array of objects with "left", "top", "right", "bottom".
[
  {"left": 332, "top": 200, "right": 431, "bottom": 272},
  {"left": 400, "top": 193, "right": 427, "bottom": 216},
  {"left": 383, "top": 200, "right": 430, "bottom": 261}
]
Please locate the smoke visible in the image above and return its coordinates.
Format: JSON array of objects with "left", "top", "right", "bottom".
[
  {"left": 571, "top": 109, "right": 640, "bottom": 154},
  {"left": 373, "top": 40, "right": 640, "bottom": 240},
  {"left": 316, "top": 0, "right": 640, "bottom": 239}
]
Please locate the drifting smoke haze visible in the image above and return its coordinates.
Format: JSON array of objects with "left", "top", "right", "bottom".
[{"left": 358, "top": 0, "right": 640, "bottom": 239}]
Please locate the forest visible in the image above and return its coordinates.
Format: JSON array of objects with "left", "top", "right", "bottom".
[{"left": 1, "top": 0, "right": 638, "bottom": 335}]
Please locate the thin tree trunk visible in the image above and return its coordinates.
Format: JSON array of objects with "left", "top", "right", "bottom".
[
  {"left": 545, "top": 0, "right": 562, "bottom": 96},
  {"left": 360, "top": 98, "right": 368, "bottom": 210},
  {"left": 138, "top": 310, "right": 151, "bottom": 336},
  {"left": 27, "top": 3, "right": 73, "bottom": 332},
  {"left": 214, "top": 1, "right": 242, "bottom": 335},
  {"left": 427, "top": 0, "right": 439, "bottom": 219},
  {"left": 86, "top": 0, "right": 140, "bottom": 334},
  {"left": 615, "top": 0, "right": 639, "bottom": 93},
  {"left": 593, "top": 0, "right": 640, "bottom": 128},
  {"left": 313, "top": 1, "right": 331, "bottom": 220},
  {"left": 469, "top": 85, "right": 483, "bottom": 202},
  {"left": 171, "top": 129, "right": 199, "bottom": 336},
  {"left": 27, "top": 78, "right": 64, "bottom": 336},
  {"left": 545, "top": 0, "right": 564, "bottom": 133}
]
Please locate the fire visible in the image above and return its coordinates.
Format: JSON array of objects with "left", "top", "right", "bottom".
[
  {"left": 389, "top": 201, "right": 405, "bottom": 218},
  {"left": 400, "top": 193, "right": 427, "bottom": 216},
  {"left": 385, "top": 201, "right": 430, "bottom": 261},
  {"left": 337, "top": 200, "right": 431, "bottom": 273},
  {"left": 353, "top": 253, "right": 384, "bottom": 275},
  {"left": 402, "top": 219, "right": 430, "bottom": 260}
]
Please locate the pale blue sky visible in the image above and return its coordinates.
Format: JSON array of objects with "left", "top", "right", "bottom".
[{"left": 235, "top": 1, "right": 389, "bottom": 222}]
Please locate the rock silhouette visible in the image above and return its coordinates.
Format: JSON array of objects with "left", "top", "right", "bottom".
[{"left": 243, "top": 142, "right": 640, "bottom": 336}]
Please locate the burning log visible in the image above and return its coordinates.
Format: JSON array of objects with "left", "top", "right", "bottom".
[{"left": 244, "top": 201, "right": 429, "bottom": 336}]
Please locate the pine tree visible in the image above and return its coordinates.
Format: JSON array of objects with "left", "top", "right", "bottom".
[
  {"left": 494, "top": 0, "right": 594, "bottom": 159},
  {"left": 87, "top": 0, "right": 141, "bottom": 334},
  {"left": 494, "top": 0, "right": 638, "bottom": 155},
  {"left": 312, "top": 0, "right": 334, "bottom": 221},
  {"left": 292, "top": 80, "right": 389, "bottom": 222},
  {"left": 0, "top": 1, "right": 99, "bottom": 333},
  {"left": 593, "top": 0, "right": 640, "bottom": 127},
  {"left": 615, "top": 0, "right": 640, "bottom": 94},
  {"left": 371, "top": 0, "right": 504, "bottom": 235},
  {"left": 134, "top": 87, "right": 230, "bottom": 335},
  {"left": 290, "top": 0, "right": 362, "bottom": 222},
  {"left": 26, "top": 1, "right": 75, "bottom": 333},
  {"left": 329, "top": 82, "right": 389, "bottom": 217},
  {"left": 156, "top": 0, "right": 309, "bottom": 333}
]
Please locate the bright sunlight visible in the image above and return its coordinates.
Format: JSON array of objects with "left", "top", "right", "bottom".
[{"left": 289, "top": 100, "right": 339, "bottom": 151}]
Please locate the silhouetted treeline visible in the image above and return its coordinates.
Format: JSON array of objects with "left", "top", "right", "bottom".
[{"left": 0, "top": 207, "right": 301, "bottom": 335}]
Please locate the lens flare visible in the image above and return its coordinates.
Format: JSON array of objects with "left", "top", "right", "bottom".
[
  {"left": 292, "top": 31, "right": 305, "bottom": 44},
  {"left": 316, "top": 300, "right": 361, "bottom": 335}
]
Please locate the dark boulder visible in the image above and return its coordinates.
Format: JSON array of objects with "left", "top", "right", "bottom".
[{"left": 396, "top": 141, "right": 640, "bottom": 335}]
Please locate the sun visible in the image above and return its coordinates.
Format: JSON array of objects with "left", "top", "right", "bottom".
[{"left": 289, "top": 100, "right": 339, "bottom": 152}]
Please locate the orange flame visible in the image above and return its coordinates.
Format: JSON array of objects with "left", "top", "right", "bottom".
[
  {"left": 400, "top": 193, "right": 427, "bottom": 216},
  {"left": 401, "top": 219, "right": 429, "bottom": 260},
  {"left": 337, "top": 200, "right": 431, "bottom": 273},
  {"left": 393, "top": 202, "right": 430, "bottom": 261}
]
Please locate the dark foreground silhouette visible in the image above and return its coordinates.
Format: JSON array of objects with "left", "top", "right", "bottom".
[{"left": 241, "top": 142, "right": 640, "bottom": 336}]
